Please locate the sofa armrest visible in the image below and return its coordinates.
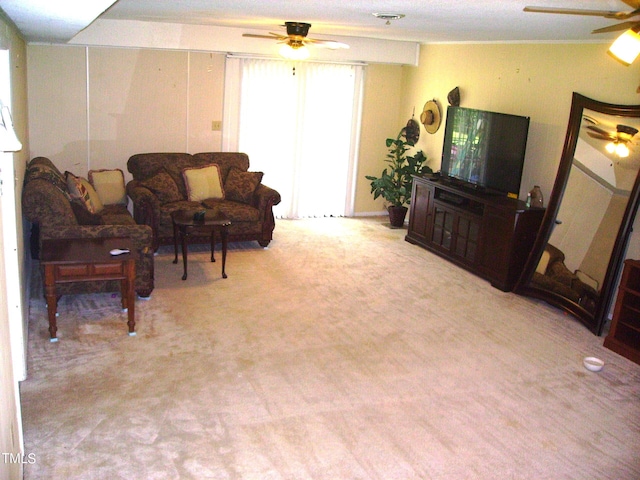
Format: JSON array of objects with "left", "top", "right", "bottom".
[
  {"left": 126, "top": 181, "right": 164, "bottom": 249},
  {"left": 41, "top": 224, "right": 153, "bottom": 255},
  {"left": 126, "top": 181, "right": 161, "bottom": 223},
  {"left": 254, "top": 183, "right": 281, "bottom": 216}
]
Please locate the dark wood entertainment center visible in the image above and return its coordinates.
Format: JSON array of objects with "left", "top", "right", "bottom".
[{"left": 405, "top": 175, "right": 545, "bottom": 292}]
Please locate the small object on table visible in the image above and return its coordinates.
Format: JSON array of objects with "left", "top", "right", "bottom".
[
  {"left": 171, "top": 209, "right": 231, "bottom": 281},
  {"left": 40, "top": 237, "right": 136, "bottom": 342}
]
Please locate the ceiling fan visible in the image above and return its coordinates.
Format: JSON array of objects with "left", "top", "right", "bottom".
[
  {"left": 584, "top": 118, "right": 638, "bottom": 158},
  {"left": 524, "top": 1, "right": 640, "bottom": 34},
  {"left": 524, "top": 1, "right": 640, "bottom": 64},
  {"left": 243, "top": 22, "right": 349, "bottom": 60}
]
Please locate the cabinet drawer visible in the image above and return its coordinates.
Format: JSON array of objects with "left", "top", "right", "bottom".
[
  {"left": 55, "top": 264, "right": 91, "bottom": 278},
  {"left": 92, "top": 263, "right": 125, "bottom": 275},
  {"left": 55, "top": 262, "right": 124, "bottom": 278}
]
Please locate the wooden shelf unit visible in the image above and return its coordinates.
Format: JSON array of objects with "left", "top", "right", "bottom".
[
  {"left": 405, "top": 176, "right": 545, "bottom": 292},
  {"left": 604, "top": 259, "right": 640, "bottom": 365}
]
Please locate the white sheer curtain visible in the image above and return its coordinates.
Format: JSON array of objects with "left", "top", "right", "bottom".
[{"left": 232, "top": 58, "right": 363, "bottom": 219}]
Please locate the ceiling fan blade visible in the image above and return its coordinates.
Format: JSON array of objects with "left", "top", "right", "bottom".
[
  {"left": 592, "top": 21, "right": 639, "bottom": 34},
  {"left": 523, "top": 6, "right": 633, "bottom": 19},
  {"left": 622, "top": 1, "right": 640, "bottom": 11},
  {"left": 242, "top": 33, "right": 288, "bottom": 41},
  {"left": 304, "top": 38, "right": 350, "bottom": 49},
  {"left": 587, "top": 131, "right": 614, "bottom": 141},
  {"left": 587, "top": 125, "right": 616, "bottom": 139}
]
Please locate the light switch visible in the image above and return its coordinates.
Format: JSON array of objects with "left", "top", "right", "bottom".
[{"left": 211, "top": 121, "right": 222, "bottom": 131}]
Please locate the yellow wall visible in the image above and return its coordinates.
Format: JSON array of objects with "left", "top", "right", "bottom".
[
  {"left": 398, "top": 41, "right": 640, "bottom": 286},
  {"left": 355, "top": 63, "right": 404, "bottom": 214},
  {"left": 401, "top": 43, "right": 640, "bottom": 202}
]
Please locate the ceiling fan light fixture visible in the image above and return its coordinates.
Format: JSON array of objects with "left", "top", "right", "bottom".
[
  {"left": 605, "top": 140, "right": 631, "bottom": 158},
  {"left": 608, "top": 28, "right": 640, "bottom": 65},
  {"left": 279, "top": 43, "right": 310, "bottom": 61},
  {"left": 616, "top": 142, "right": 630, "bottom": 158}
]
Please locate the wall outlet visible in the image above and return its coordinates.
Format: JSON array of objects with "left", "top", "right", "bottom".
[{"left": 211, "top": 120, "right": 222, "bottom": 131}]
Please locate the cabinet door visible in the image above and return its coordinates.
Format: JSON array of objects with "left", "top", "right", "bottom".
[
  {"left": 407, "top": 180, "right": 434, "bottom": 243},
  {"left": 431, "top": 203, "right": 454, "bottom": 252},
  {"left": 478, "top": 206, "right": 514, "bottom": 286},
  {"left": 453, "top": 212, "right": 480, "bottom": 263}
]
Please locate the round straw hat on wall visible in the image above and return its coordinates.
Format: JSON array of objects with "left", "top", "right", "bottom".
[{"left": 420, "top": 100, "right": 441, "bottom": 134}]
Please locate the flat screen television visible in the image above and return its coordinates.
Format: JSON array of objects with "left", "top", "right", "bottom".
[{"left": 440, "top": 106, "right": 530, "bottom": 197}]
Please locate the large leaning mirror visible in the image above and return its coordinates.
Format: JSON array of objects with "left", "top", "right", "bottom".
[{"left": 515, "top": 93, "right": 640, "bottom": 336}]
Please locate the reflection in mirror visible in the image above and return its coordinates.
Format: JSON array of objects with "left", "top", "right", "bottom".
[{"left": 516, "top": 93, "right": 640, "bottom": 335}]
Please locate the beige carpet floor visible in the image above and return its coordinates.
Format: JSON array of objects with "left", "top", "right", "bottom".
[{"left": 20, "top": 217, "right": 640, "bottom": 479}]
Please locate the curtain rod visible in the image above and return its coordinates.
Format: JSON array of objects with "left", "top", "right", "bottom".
[{"left": 226, "top": 53, "right": 366, "bottom": 66}]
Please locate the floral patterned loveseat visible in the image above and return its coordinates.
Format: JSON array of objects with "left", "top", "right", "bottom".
[
  {"left": 22, "top": 157, "right": 155, "bottom": 298},
  {"left": 126, "top": 152, "right": 281, "bottom": 251}
]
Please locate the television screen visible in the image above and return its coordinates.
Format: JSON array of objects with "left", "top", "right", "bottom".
[{"left": 441, "top": 106, "right": 530, "bottom": 197}]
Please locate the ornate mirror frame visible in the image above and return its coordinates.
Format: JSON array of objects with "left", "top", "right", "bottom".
[{"left": 515, "top": 93, "right": 640, "bottom": 335}]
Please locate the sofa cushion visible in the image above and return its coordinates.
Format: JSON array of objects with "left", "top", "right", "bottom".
[
  {"left": 89, "top": 169, "right": 127, "bottom": 205},
  {"left": 66, "top": 172, "right": 104, "bottom": 214},
  {"left": 140, "top": 170, "right": 182, "bottom": 204},
  {"left": 182, "top": 164, "right": 225, "bottom": 202},
  {"left": 224, "top": 168, "right": 263, "bottom": 205},
  {"left": 201, "top": 198, "right": 261, "bottom": 222},
  {"left": 99, "top": 204, "right": 138, "bottom": 225}
]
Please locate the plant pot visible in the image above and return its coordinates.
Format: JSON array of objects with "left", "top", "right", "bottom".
[{"left": 388, "top": 205, "right": 408, "bottom": 228}]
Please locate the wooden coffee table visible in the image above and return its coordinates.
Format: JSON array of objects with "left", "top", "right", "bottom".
[
  {"left": 40, "top": 237, "right": 136, "bottom": 342},
  {"left": 171, "top": 209, "right": 231, "bottom": 280}
]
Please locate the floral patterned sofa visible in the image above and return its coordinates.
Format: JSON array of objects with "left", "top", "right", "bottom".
[
  {"left": 126, "top": 152, "right": 281, "bottom": 251},
  {"left": 22, "top": 157, "right": 155, "bottom": 298}
]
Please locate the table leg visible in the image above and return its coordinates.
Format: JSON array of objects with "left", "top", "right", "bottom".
[
  {"left": 172, "top": 220, "right": 179, "bottom": 264},
  {"left": 210, "top": 227, "right": 216, "bottom": 263},
  {"left": 124, "top": 258, "right": 136, "bottom": 336},
  {"left": 43, "top": 264, "right": 59, "bottom": 341},
  {"left": 221, "top": 224, "right": 228, "bottom": 279},
  {"left": 181, "top": 226, "right": 189, "bottom": 280}
]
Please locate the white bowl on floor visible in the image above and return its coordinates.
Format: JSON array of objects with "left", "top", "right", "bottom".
[{"left": 583, "top": 357, "right": 604, "bottom": 372}]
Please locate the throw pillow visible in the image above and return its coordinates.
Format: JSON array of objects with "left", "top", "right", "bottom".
[
  {"left": 89, "top": 169, "right": 127, "bottom": 205},
  {"left": 66, "top": 172, "right": 104, "bottom": 214},
  {"left": 182, "top": 164, "right": 224, "bottom": 202},
  {"left": 224, "top": 168, "right": 263, "bottom": 204},
  {"left": 140, "top": 170, "right": 182, "bottom": 204}
]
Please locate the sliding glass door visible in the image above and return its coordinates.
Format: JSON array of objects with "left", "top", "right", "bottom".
[{"left": 225, "top": 57, "right": 363, "bottom": 219}]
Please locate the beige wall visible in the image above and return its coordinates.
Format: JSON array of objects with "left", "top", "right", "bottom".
[
  {"left": 28, "top": 46, "right": 225, "bottom": 178},
  {"left": 27, "top": 44, "right": 403, "bottom": 214},
  {"left": 0, "top": 11, "right": 29, "bottom": 480}
]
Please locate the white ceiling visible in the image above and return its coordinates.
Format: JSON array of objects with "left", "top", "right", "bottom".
[{"left": 0, "top": 0, "right": 637, "bottom": 44}]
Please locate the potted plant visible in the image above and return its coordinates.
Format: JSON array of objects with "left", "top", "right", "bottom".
[{"left": 366, "top": 125, "right": 432, "bottom": 227}]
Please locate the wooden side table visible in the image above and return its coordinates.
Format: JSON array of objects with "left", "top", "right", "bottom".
[
  {"left": 171, "top": 209, "right": 231, "bottom": 280},
  {"left": 40, "top": 237, "right": 136, "bottom": 342}
]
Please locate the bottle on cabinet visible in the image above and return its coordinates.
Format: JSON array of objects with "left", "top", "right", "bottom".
[{"left": 528, "top": 185, "right": 543, "bottom": 208}]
